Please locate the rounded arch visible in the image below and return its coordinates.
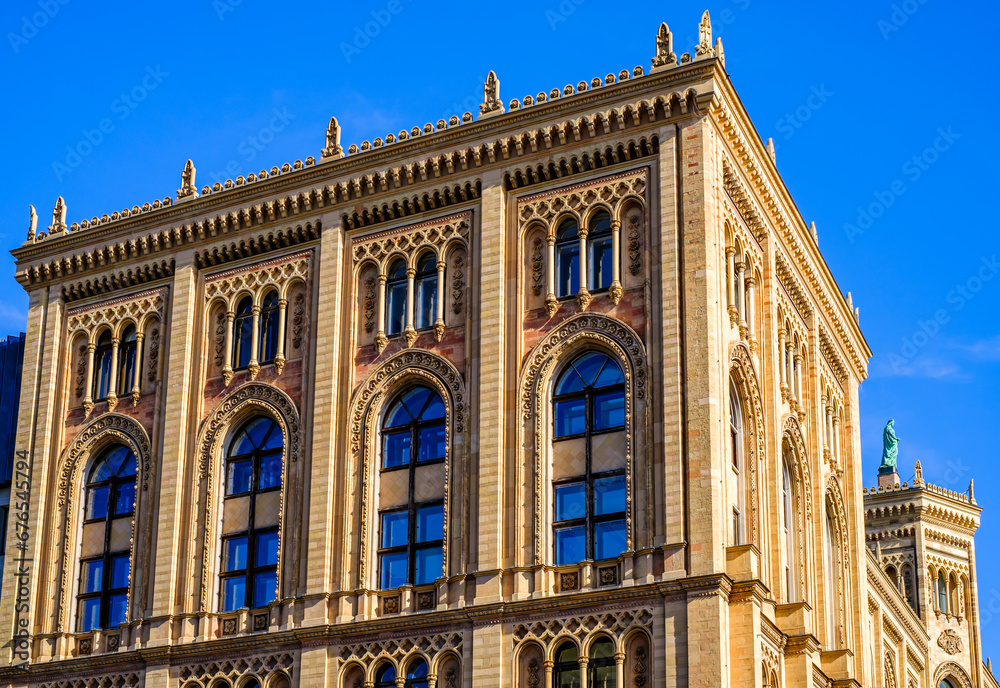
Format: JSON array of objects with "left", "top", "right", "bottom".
[
  {"left": 825, "top": 474, "right": 852, "bottom": 648},
  {"left": 582, "top": 202, "right": 613, "bottom": 227},
  {"left": 730, "top": 341, "right": 764, "bottom": 547},
  {"left": 933, "top": 662, "right": 974, "bottom": 688},
  {"left": 551, "top": 211, "right": 583, "bottom": 238},
  {"left": 256, "top": 284, "right": 280, "bottom": 307},
  {"left": 547, "top": 635, "right": 581, "bottom": 662},
  {"left": 265, "top": 672, "right": 291, "bottom": 688},
  {"left": 348, "top": 350, "right": 467, "bottom": 590},
  {"left": 193, "top": 382, "right": 302, "bottom": 610},
  {"left": 782, "top": 415, "right": 813, "bottom": 602},
  {"left": 583, "top": 631, "right": 617, "bottom": 655},
  {"left": 612, "top": 194, "right": 645, "bottom": 225},
  {"left": 431, "top": 649, "right": 462, "bottom": 677},
  {"left": 353, "top": 256, "right": 381, "bottom": 281},
  {"left": 519, "top": 312, "right": 648, "bottom": 565},
  {"left": 236, "top": 677, "right": 263, "bottom": 688},
  {"left": 381, "top": 250, "right": 410, "bottom": 275}
]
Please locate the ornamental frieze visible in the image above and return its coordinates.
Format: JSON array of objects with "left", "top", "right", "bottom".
[
  {"left": 516, "top": 167, "right": 647, "bottom": 230},
  {"left": 350, "top": 211, "right": 470, "bottom": 268}
]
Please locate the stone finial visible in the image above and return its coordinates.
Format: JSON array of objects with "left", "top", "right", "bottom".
[
  {"left": 913, "top": 459, "right": 923, "bottom": 485},
  {"left": 26, "top": 204, "right": 37, "bottom": 243},
  {"left": 810, "top": 221, "right": 819, "bottom": 244},
  {"left": 651, "top": 22, "right": 677, "bottom": 71},
  {"left": 846, "top": 291, "right": 853, "bottom": 310},
  {"left": 969, "top": 479, "right": 976, "bottom": 504},
  {"left": 321, "top": 116, "right": 344, "bottom": 160},
  {"left": 854, "top": 306, "right": 860, "bottom": 323},
  {"left": 177, "top": 159, "right": 199, "bottom": 201},
  {"left": 715, "top": 37, "right": 725, "bottom": 66},
  {"left": 695, "top": 10, "right": 713, "bottom": 59},
  {"left": 479, "top": 70, "right": 505, "bottom": 118},
  {"left": 49, "top": 196, "right": 67, "bottom": 234},
  {"left": 766, "top": 138, "right": 776, "bottom": 164}
]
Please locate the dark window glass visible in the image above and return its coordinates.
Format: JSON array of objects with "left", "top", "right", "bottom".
[
  {"left": 375, "top": 664, "right": 397, "bottom": 688},
  {"left": 92, "top": 330, "right": 113, "bottom": 401},
  {"left": 117, "top": 325, "right": 138, "bottom": 396},
  {"left": 554, "top": 641, "right": 581, "bottom": 688},
  {"left": 555, "top": 221, "right": 580, "bottom": 298},
  {"left": 232, "top": 297, "right": 254, "bottom": 370},
  {"left": 587, "top": 213, "right": 613, "bottom": 292},
  {"left": 386, "top": 260, "right": 407, "bottom": 336},
  {"left": 589, "top": 637, "right": 617, "bottom": 687},
  {"left": 77, "top": 445, "right": 137, "bottom": 631},
  {"left": 414, "top": 253, "right": 438, "bottom": 331},
  {"left": 258, "top": 290, "right": 280, "bottom": 364},
  {"left": 407, "top": 659, "right": 430, "bottom": 688}
]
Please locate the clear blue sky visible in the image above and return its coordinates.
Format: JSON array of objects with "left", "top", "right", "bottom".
[{"left": 1, "top": 0, "right": 997, "bottom": 654}]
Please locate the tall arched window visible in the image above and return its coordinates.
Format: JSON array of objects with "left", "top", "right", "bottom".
[
  {"left": 220, "top": 417, "right": 283, "bottom": 612},
  {"left": 781, "top": 454, "right": 796, "bottom": 602},
  {"left": 232, "top": 297, "right": 254, "bottom": 370},
  {"left": 553, "top": 641, "right": 580, "bottom": 687},
  {"left": 385, "top": 259, "right": 408, "bottom": 336},
  {"left": 78, "top": 445, "right": 136, "bottom": 631},
  {"left": 378, "top": 386, "right": 446, "bottom": 589},
  {"left": 589, "top": 637, "right": 617, "bottom": 687},
  {"left": 938, "top": 570, "right": 948, "bottom": 612},
  {"left": 414, "top": 253, "right": 438, "bottom": 331},
  {"left": 555, "top": 220, "right": 580, "bottom": 298},
  {"left": 552, "top": 352, "right": 626, "bottom": 565},
  {"left": 374, "top": 664, "right": 397, "bottom": 688},
  {"left": 587, "top": 212, "right": 613, "bottom": 292},
  {"left": 258, "top": 290, "right": 280, "bottom": 365},
  {"left": 93, "top": 330, "right": 114, "bottom": 401},
  {"left": 729, "top": 386, "right": 745, "bottom": 546},
  {"left": 405, "top": 659, "right": 430, "bottom": 688},
  {"left": 824, "top": 510, "right": 839, "bottom": 646},
  {"left": 116, "top": 325, "right": 138, "bottom": 397}
]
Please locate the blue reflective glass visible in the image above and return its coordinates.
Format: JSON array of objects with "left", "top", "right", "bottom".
[
  {"left": 385, "top": 400, "right": 411, "bottom": 428},
  {"left": 227, "top": 459, "right": 253, "bottom": 494},
  {"left": 555, "top": 483, "right": 586, "bottom": 521},
  {"left": 92, "top": 458, "right": 113, "bottom": 482},
  {"left": 572, "top": 352, "right": 606, "bottom": 386},
  {"left": 115, "top": 481, "right": 135, "bottom": 515},
  {"left": 555, "top": 367, "right": 586, "bottom": 395},
  {"left": 253, "top": 570, "right": 277, "bottom": 607},
  {"left": 418, "top": 425, "right": 446, "bottom": 462},
  {"left": 110, "top": 555, "right": 130, "bottom": 589},
  {"left": 593, "top": 359, "right": 624, "bottom": 388},
  {"left": 222, "top": 576, "right": 246, "bottom": 611},
  {"left": 588, "top": 235, "right": 613, "bottom": 291},
  {"left": 82, "top": 560, "right": 103, "bottom": 593},
  {"left": 79, "top": 597, "right": 101, "bottom": 632},
  {"left": 408, "top": 659, "right": 429, "bottom": 679},
  {"left": 105, "top": 446, "right": 128, "bottom": 475},
  {"left": 261, "top": 425, "right": 284, "bottom": 450},
  {"left": 108, "top": 593, "right": 128, "bottom": 626},
  {"left": 87, "top": 486, "right": 109, "bottom": 520},
  {"left": 259, "top": 454, "right": 283, "bottom": 490},
  {"left": 402, "top": 387, "right": 432, "bottom": 418},
  {"left": 415, "top": 546, "right": 443, "bottom": 585},
  {"left": 421, "top": 393, "right": 445, "bottom": 420},
  {"left": 554, "top": 525, "right": 586, "bottom": 565},
  {"left": 387, "top": 282, "right": 407, "bottom": 335},
  {"left": 593, "top": 391, "right": 625, "bottom": 430},
  {"left": 383, "top": 431, "right": 411, "bottom": 468},
  {"left": 223, "top": 536, "right": 248, "bottom": 572},
  {"left": 380, "top": 551, "right": 408, "bottom": 589},
  {"left": 256, "top": 531, "right": 279, "bottom": 567},
  {"left": 381, "top": 511, "right": 409, "bottom": 548},
  {"left": 594, "top": 520, "right": 626, "bottom": 560},
  {"left": 555, "top": 398, "right": 586, "bottom": 437},
  {"left": 556, "top": 244, "right": 579, "bottom": 297},
  {"left": 236, "top": 317, "right": 253, "bottom": 369},
  {"left": 594, "top": 476, "right": 626, "bottom": 516},
  {"left": 416, "top": 504, "right": 444, "bottom": 542},
  {"left": 415, "top": 275, "right": 437, "bottom": 330},
  {"left": 243, "top": 417, "right": 271, "bottom": 448},
  {"left": 376, "top": 664, "right": 397, "bottom": 683}
]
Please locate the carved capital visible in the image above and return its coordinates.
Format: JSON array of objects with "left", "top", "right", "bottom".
[
  {"left": 249, "top": 361, "right": 260, "bottom": 381},
  {"left": 222, "top": 367, "right": 233, "bottom": 386},
  {"left": 544, "top": 294, "right": 558, "bottom": 318},
  {"left": 83, "top": 398, "right": 94, "bottom": 416},
  {"left": 433, "top": 320, "right": 445, "bottom": 342},
  {"left": 576, "top": 289, "right": 592, "bottom": 312},
  {"left": 131, "top": 388, "right": 140, "bottom": 406},
  {"left": 274, "top": 354, "right": 286, "bottom": 375},
  {"left": 609, "top": 281, "right": 624, "bottom": 305},
  {"left": 106, "top": 392, "right": 118, "bottom": 412},
  {"left": 403, "top": 328, "right": 417, "bottom": 347},
  {"left": 375, "top": 332, "right": 388, "bottom": 354}
]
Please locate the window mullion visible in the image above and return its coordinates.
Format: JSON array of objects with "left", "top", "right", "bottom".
[
  {"left": 585, "top": 388, "right": 593, "bottom": 562},
  {"left": 408, "top": 422, "right": 418, "bottom": 586},
  {"left": 246, "top": 452, "right": 259, "bottom": 608}
]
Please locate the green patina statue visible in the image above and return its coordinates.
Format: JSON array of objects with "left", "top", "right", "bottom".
[{"left": 879, "top": 419, "right": 900, "bottom": 474}]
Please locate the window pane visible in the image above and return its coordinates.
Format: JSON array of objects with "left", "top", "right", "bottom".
[
  {"left": 236, "top": 318, "right": 253, "bottom": 368},
  {"left": 402, "top": 387, "right": 432, "bottom": 418},
  {"left": 87, "top": 486, "right": 109, "bottom": 520},
  {"left": 96, "top": 350, "right": 112, "bottom": 399},
  {"left": 594, "top": 476, "right": 626, "bottom": 516},
  {"left": 223, "top": 536, "right": 248, "bottom": 572},
  {"left": 110, "top": 555, "right": 130, "bottom": 589},
  {"left": 252, "top": 570, "right": 277, "bottom": 607},
  {"left": 421, "top": 394, "right": 445, "bottom": 420},
  {"left": 227, "top": 459, "right": 253, "bottom": 495},
  {"left": 118, "top": 346, "right": 136, "bottom": 395},
  {"left": 261, "top": 425, "right": 283, "bottom": 450},
  {"left": 415, "top": 546, "right": 443, "bottom": 585},
  {"left": 222, "top": 576, "right": 246, "bottom": 612},
  {"left": 590, "top": 638, "right": 615, "bottom": 659},
  {"left": 555, "top": 367, "right": 586, "bottom": 395},
  {"left": 593, "top": 359, "right": 624, "bottom": 388},
  {"left": 594, "top": 520, "right": 626, "bottom": 560},
  {"left": 558, "top": 668, "right": 581, "bottom": 688},
  {"left": 104, "top": 446, "right": 128, "bottom": 475},
  {"left": 554, "top": 525, "right": 586, "bottom": 565},
  {"left": 115, "top": 481, "right": 135, "bottom": 515},
  {"left": 593, "top": 391, "right": 625, "bottom": 430},
  {"left": 592, "top": 665, "right": 616, "bottom": 685},
  {"left": 555, "top": 398, "right": 586, "bottom": 437},
  {"left": 379, "top": 551, "right": 408, "bottom": 589},
  {"left": 92, "top": 458, "right": 113, "bottom": 482},
  {"left": 418, "top": 425, "right": 446, "bottom": 462},
  {"left": 79, "top": 597, "right": 102, "bottom": 632},
  {"left": 259, "top": 454, "right": 283, "bottom": 490},
  {"left": 260, "top": 312, "right": 278, "bottom": 363},
  {"left": 108, "top": 593, "right": 128, "bottom": 626},
  {"left": 415, "top": 276, "right": 437, "bottom": 330},
  {"left": 385, "top": 400, "right": 411, "bottom": 428},
  {"left": 387, "top": 282, "right": 407, "bottom": 335},
  {"left": 557, "top": 245, "right": 579, "bottom": 297},
  {"left": 256, "top": 531, "right": 279, "bottom": 567},
  {"left": 381, "top": 511, "right": 409, "bottom": 548},
  {"left": 557, "top": 642, "right": 579, "bottom": 661},
  {"left": 555, "top": 483, "right": 586, "bottom": 521},
  {"left": 408, "top": 659, "right": 429, "bottom": 678},
  {"left": 573, "top": 352, "right": 606, "bottom": 387},
  {"left": 82, "top": 560, "right": 103, "bottom": 593},
  {"left": 383, "top": 432, "right": 411, "bottom": 468},
  {"left": 416, "top": 504, "right": 444, "bottom": 542},
  {"left": 588, "top": 236, "right": 613, "bottom": 291}
]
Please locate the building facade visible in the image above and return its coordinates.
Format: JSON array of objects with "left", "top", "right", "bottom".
[
  {"left": 0, "top": 13, "right": 993, "bottom": 688},
  {"left": 0, "top": 333, "right": 26, "bottom": 583}
]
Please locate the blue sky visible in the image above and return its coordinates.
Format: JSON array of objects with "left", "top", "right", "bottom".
[{"left": 2, "top": 0, "right": 998, "bottom": 654}]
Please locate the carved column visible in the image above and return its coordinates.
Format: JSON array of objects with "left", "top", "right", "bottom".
[
  {"left": 545, "top": 233, "right": 558, "bottom": 317},
  {"left": 778, "top": 328, "right": 788, "bottom": 400},
  {"left": 404, "top": 267, "right": 417, "bottom": 346},
  {"left": 726, "top": 247, "right": 737, "bottom": 324},
  {"left": 131, "top": 333, "right": 144, "bottom": 405},
  {"left": 375, "top": 274, "right": 388, "bottom": 353},
  {"left": 577, "top": 228, "right": 591, "bottom": 310},
  {"left": 614, "top": 652, "right": 625, "bottom": 688},
  {"left": 83, "top": 341, "right": 96, "bottom": 415},
  {"left": 395, "top": 677, "right": 406, "bottom": 688},
  {"left": 578, "top": 657, "right": 589, "bottom": 688},
  {"left": 434, "top": 260, "right": 446, "bottom": 341},
  {"left": 106, "top": 336, "right": 119, "bottom": 411},
  {"left": 825, "top": 403, "right": 834, "bottom": 457},
  {"left": 248, "top": 304, "right": 261, "bottom": 380},
  {"left": 274, "top": 298, "right": 288, "bottom": 374},
  {"left": 786, "top": 341, "right": 796, "bottom": 406},
  {"left": 609, "top": 219, "right": 623, "bottom": 304},
  {"left": 427, "top": 676, "right": 437, "bottom": 688},
  {"left": 832, "top": 414, "right": 841, "bottom": 465},
  {"left": 793, "top": 352, "right": 803, "bottom": 412},
  {"left": 543, "top": 660, "right": 554, "bottom": 688},
  {"left": 745, "top": 276, "right": 757, "bottom": 350},
  {"left": 735, "top": 261, "right": 746, "bottom": 336},
  {"left": 222, "top": 311, "right": 234, "bottom": 385}
]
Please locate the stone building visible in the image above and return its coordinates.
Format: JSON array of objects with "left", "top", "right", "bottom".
[{"left": 0, "top": 12, "right": 994, "bottom": 688}]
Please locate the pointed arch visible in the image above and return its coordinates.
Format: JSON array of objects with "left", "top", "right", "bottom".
[
  {"left": 782, "top": 415, "right": 813, "bottom": 603},
  {"left": 933, "top": 662, "right": 974, "bottom": 688},
  {"left": 729, "top": 342, "right": 764, "bottom": 547},
  {"left": 825, "top": 474, "right": 852, "bottom": 649}
]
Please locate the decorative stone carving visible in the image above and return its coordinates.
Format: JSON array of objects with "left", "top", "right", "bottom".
[
  {"left": 383, "top": 596, "right": 400, "bottom": 614},
  {"left": 512, "top": 608, "right": 654, "bottom": 649},
  {"left": 480, "top": 69, "right": 505, "bottom": 117},
  {"left": 633, "top": 645, "right": 648, "bottom": 687},
  {"left": 527, "top": 659, "right": 540, "bottom": 687},
  {"left": 335, "top": 631, "right": 462, "bottom": 666},
  {"left": 177, "top": 651, "right": 295, "bottom": 686},
  {"left": 75, "top": 344, "right": 87, "bottom": 398},
  {"left": 351, "top": 211, "right": 470, "bottom": 268},
  {"left": 67, "top": 286, "right": 167, "bottom": 341},
  {"left": 731, "top": 343, "right": 765, "bottom": 547},
  {"left": 560, "top": 571, "right": 579, "bottom": 591},
  {"left": 253, "top": 613, "right": 268, "bottom": 631},
  {"left": 938, "top": 629, "right": 964, "bottom": 655},
  {"left": 292, "top": 292, "right": 305, "bottom": 349},
  {"left": 627, "top": 214, "right": 642, "bottom": 276},
  {"left": 50, "top": 195, "right": 67, "bottom": 234},
  {"left": 26, "top": 204, "right": 37, "bottom": 243},
  {"left": 222, "top": 617, "right": 237, "bottom": 635},
  {"left": 417, "top": 590, "right": 435, "bottom": 610},
  {"left": 214, "top": 313, "right": 226, "bottom": 367},
  {"left": 516, "top": 169, "right": 647, "bottom": 231},
  {"left": 177, "top": 159, "right": 198, "bottom": 200},
  {"left": 322, "top": 116, "right": 344, "bottom": 160},
  {"left": 651, "top": 22, "right": 676, "bottom": 69},
  {"left": 444, "top": 668, "right": 457, "bottom": 688},
  {"left": 204, "top": 250, "right": 310, "bottom": 303},
  {"left": 530, "top": 237, "right": 545, "bottom": 296},
  {"left": 451, "top": 253, "right": 465, "bottom": 316},
  {"left": 146, "top": 327, "right": 160, "bottom": 383},
  {"left": 695, "top": 10, "right": 713, "bottom": 58},
  {"left": 599, "top": 565, "right": 618, "bottom": 586},
  {"left": 363, "top": 277, "right": 377, "bottom": 333}
]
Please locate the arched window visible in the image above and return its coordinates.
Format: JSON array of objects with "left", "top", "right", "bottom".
[
  {"left": 589, "top": 637, "right": 617, "bottom": 687},
  {"left": 78, "top": 445, "right": 136, "bottom": 631},
  {"left": 406, "top": 659, "right": 430, "bottom": 688},
  {"left": 386, "top": 259, "right": 408, "bottom": 336},
  {"left": 782, "top": 454, "right": 796, "bottom": 602},
  {"left": 93, "top": 330, "right": 114, "bottom": 401},
  {"left": 940, "top": 680, "right": 956, "bottom": 688},
  {"left": 555, "top": 220, "right": 580, "bottom": 298},
  {"left": 232, "top": 297, "right": 254, "bottom": 370},
  {"left": 116, "top": 325, "right": 138, "bottom": 397},
  {"left": 220, "top": 417, "right": 283, "bottom": 612},
  {"left": 886, "top": 565, "right": 899, "bottom": 588},
  {"left": 378, "top": 386, "right": 446, "bottom": 589},
  {"left": 587, "top": 212, "right": 613, "bottom": 292},
  {"left": 553, "top": 641, "right": 580, "bottom": 687},
  {"left": 374, "top": 664, "right": 397, "bottom": 688},
  {"left": 552, "top": 352, "right": 626, "bottom": 565},
  {"left": 938, "top": 570, "right": 948, "bottom": 612},
  {"left": 241, "top": 681, "right": 261, "bottom": 688},
  {"left": 414, "top": 253, "right": 438, "bottom": 331},
  {"left": 258, "top": 290, "right": 280, "bottom": 365},
  {"left": 729, "top": 385, "right": 745, "bottom": 546},
  {"left": 824, "top": 510, "right": 839, "bottom": 646}
]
